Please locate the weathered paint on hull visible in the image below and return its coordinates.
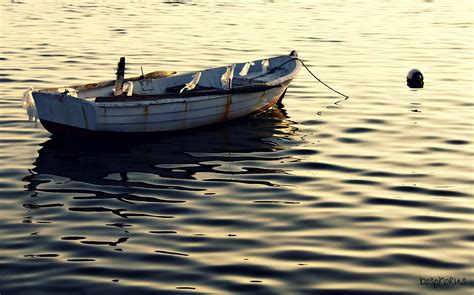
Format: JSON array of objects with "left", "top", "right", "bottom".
[
  {"left": 33, "top": 93, "right": 97, "bottom": 130},
  {"left": 39, "top": 94, "right": 285, "bottom": 138},
  {"left": 34, "top": 84, "right": 289, "bottom": 137},
  {"left": 96, "top": 84, "right": 288, "bottom": 132}
]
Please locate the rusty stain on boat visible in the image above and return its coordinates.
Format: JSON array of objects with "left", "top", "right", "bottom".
[
  {"left": 258, "top": 90, "right": 266, "bottom": 108},
  {"left": 81, "top": 106, "right": 89, "bottom": 129},
  {"left": 222, "top": 95, "right": 232, "bottom": 122},
  {"left": 144, "top": 105, "right": 149, "bottom": 116},
  {"left": 247, "top": 93, "right": 281, "bottom": 117}
]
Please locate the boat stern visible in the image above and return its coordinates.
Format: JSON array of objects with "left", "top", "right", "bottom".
[{"left": 32, "top": 91, "right": 98, "bottom": 133}]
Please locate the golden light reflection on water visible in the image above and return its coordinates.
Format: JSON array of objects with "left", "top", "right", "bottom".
[{"left": 0, "top": 0, "right": 473, "bottom": 294}]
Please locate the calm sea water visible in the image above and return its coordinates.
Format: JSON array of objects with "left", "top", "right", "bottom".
[{"left": 0, "top": 0, "right": 473, "bottom": 294}]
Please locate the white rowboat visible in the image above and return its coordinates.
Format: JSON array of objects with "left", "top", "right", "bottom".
[{"left": 29, "top": 51, "right": 301, "bottom": 137}]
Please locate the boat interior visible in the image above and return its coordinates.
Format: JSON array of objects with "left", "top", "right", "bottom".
[{"left": 38, "top": 53, "right": 299, "bottom": 102}]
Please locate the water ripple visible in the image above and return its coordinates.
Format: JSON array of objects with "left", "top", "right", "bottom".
[{"left": 0, "top": 0, "right": 473, "bottom": 294}]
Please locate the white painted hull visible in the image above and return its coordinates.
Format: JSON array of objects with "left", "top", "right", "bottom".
[
  {"left": 34, "top": 83, "right": 289, "bottom": 133},
  {"left": 31, "top": 52, "right": 300, "bottom": 135}
]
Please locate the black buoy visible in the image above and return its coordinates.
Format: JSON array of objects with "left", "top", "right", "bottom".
[{"left": 407, "top": 69, "right": 424, "bottom": 88}]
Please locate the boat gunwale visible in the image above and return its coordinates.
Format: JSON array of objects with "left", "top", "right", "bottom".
[
  {"left": 92, "top": 55, "right": 300, "bottom": 107},
  {"left": 32, "top": 54, "right": 300, "bottom": 107},
  {"left": 108, "top": 56, "right": 301, "bottom": 105},
  {"left": 94, "top": 83, "right": 282, "bottom": 103},
  {"left": 35, "top": 70, "right": 177, "bottom": 93}
]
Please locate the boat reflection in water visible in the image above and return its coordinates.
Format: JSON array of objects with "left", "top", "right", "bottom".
[
  {"left": 25, "top": 107, "right": 299, "bottom": 226},
  {"left": 18, "top": 107, "right": 309, "bottom": 294},
  {"left": 29, "top": 107, "right": 296, "bottom": 187}
]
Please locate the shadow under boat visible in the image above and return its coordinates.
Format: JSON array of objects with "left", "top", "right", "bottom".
[{"left": 26, "top": 106, "right": 298, "bottom": 191}]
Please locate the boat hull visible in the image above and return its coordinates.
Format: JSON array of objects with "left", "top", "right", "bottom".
[
  {"left": 32, "top": 52, "right": 301, "bottom": 137},
  {"left": 34, "top": 82, "right": 290, "bottom": 137}
]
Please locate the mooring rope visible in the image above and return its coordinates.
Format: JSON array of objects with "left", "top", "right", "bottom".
[
  {"left": 265, "top": 57, "right": 349, "bottom": 100},
  {"left": 296, "top": 58, "right": 349, "bottom": 99}
]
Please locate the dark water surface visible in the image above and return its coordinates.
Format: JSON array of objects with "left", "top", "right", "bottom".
[{"left": 0, "top": 0, "right": 473, "bottom": 294}]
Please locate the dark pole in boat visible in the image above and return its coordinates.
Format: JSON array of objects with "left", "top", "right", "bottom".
[{"left": 114, "top": 57, "right": 125, "bottom": 96}]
